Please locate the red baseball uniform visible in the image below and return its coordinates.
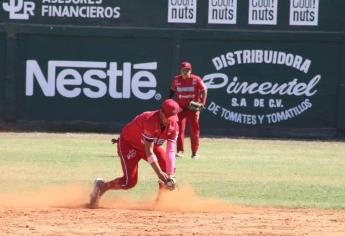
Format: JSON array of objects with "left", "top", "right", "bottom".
[
  {"left": 117, "top": 110, "right": 178, "bottom": 189},
  {"left": 171, "top": 74, "right": 206, "bottom": 109},
  {"left": 170, "top": 74, "right": 207, "bottom": 154}
]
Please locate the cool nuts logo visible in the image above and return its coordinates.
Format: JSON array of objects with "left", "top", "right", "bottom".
[
  {"left": 208, "top": 0, "right": 237, "bottom": 24},
  {"left": 168, "top": 0, "right": 197, "bottom": 23},
  {"left": 248, "top": 0, "right": 278, "bottom": 25},
  {"left": 204, "top": 49, "right": 322, "bottom": 125},
  {"left": 289, "top": 0, "right": 319, "bottom": 26},
  {"left": 26, "top": 60, "right": 161, "bottom": 100}
]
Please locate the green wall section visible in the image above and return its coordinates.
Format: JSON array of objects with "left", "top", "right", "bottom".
[
  {"left": 0, "top": 0, "right": 344, "bottom": 138},
  {"left": 0, "top": 35, "right": 4, "bottom": 120},
  {"left": 338, "top": 42, "right": 345, "bottom": 131}
]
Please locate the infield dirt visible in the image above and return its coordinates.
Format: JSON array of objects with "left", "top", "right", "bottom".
[{"left": 0, "top": 184, "right": 344, "bottom": 236}]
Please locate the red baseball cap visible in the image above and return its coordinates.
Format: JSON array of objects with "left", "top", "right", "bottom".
[
  {"left": 180, "top": 61, "right": 192, "bottom": 70},
  {"left": 161, "top": 99, "right": 180, "bottom": 122}
]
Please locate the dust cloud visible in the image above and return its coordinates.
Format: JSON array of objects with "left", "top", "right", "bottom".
[{"left": 0, "top": 184, "right": 250, "bottom": 213}]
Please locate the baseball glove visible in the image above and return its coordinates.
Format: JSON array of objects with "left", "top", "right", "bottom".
[
  {"left": 111, "top": 137, "right": 119, "bottom": 144},
  {"left": 188, "top": 101, "right": 205, "bottom": 111},
  {"left": 164, "top": 176, "right": 177, "bottom": 191}
]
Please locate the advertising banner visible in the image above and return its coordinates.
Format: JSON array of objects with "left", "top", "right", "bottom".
[
  {"left": 208, "top": 0, "right": 237, "bottom": 25},
  {"left": 0, "top": 0, "right": 343, "bottom": 31},
  {"left": 168, "top": 0, "right": 197, "bottom": 24},
  {"left": 1, "top": 0, "right": 122, "bottom": 22},
  {"left": 289, "top": 0, "right": 319, "bottom": 26},
  {"left": 248, "top": 0, "right": 278, "bottom": 25},
  {"left": 0, "top": 0, "right": 165, "bottom": 26},
  {"left": 17, "top": 35, "right": 174, "bottom": 125},
  {"left": 179, "top": 40, "right": 341, "bottom": 129},
  {"left": 15, "top": 35, "right": 342, "bottom": 132}
]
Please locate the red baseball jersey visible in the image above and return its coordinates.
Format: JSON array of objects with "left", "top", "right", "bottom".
[
  {"left": 121, "top": 110, "right": 178, "bottom": 151},
  {"left": 170, "top": 74, "right": 206, "bottom": 108}
]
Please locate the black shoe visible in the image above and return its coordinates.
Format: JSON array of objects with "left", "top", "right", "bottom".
[{"left": 191, "top": 152, "right": 198, "bottom": 160}]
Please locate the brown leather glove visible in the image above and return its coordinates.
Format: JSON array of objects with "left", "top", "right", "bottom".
[{"left": 188, "top": 101, "right": 205, "bottom": 111}]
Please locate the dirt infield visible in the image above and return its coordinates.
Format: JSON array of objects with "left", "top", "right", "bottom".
[
  {"left": 2, "top": 207, "right": 345, "bottom": 236},
  {"left": 0, "top": 185, "right": 344, "bottom": 236}
]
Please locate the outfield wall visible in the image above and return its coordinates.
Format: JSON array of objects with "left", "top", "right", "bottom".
[
  {"left": 0, "top": 0, "right": 344, "bottom": 138},
  {"left": 0, "top": 34, "right": 4, "bottom": 121}
]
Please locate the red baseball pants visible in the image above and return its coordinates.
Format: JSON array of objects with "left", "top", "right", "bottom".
[
  {"left": 177, "top": 109, "right": 200, "bottom": 154},
  {"left": 113, "top": 138, "right": 168, "bottom": 189}
]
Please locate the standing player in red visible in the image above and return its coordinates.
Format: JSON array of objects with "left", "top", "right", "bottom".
[
  {"left": 90, "top": 99, "right": 180, "bottom": 208},
  {"left": 169, "top": 61, "right": 207, "bottom": 159}
]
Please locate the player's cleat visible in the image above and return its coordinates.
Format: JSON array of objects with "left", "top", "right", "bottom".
[
  {"left": 176, "top": 151, "right": 184, "bottom": 158},
  {"left": 89, "top": 178, "right": 105, "bottom": 209},
  {"left": 191, "top": 152, "right": 199, "bottom": 160}
]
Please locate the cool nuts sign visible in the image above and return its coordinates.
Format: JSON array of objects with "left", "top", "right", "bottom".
[
  {"left": 208, "top": 0, "right": 237, "bottom": 24},
  {"left": 168, "top": 0, "right": 197, "bottom": 23},
  {"left": 248, "top": 0, "right": 278, "bottom": 25},
  {"left": 289, "top": 0, "right": 319, "bottom": 26}
]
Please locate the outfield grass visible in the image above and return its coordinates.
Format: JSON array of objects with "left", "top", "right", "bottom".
[{"left": 0, "top": 132, "right": 344, "bottom": 209}]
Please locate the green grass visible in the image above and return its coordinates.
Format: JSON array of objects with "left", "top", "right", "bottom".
[{"left": 0, "top": 132, "right": 345, "bottom": 209}]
